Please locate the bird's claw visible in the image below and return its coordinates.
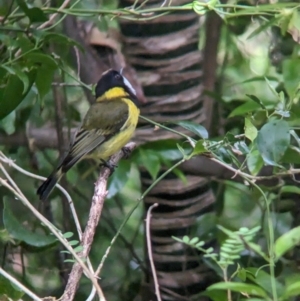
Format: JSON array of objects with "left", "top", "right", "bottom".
[
  {"left": 99, "top": 159, "right": 117, "bottom": 173},
  {"left": 121, "top": 146, "right": 132, "bottom": 159}
]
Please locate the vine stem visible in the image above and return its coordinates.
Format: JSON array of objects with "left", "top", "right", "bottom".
[
  {"left": 146, "top": 203, "right": 162, "bottom": 301},
  {"left": 86, "top": 157, "right": 186, "bottom": 301}
]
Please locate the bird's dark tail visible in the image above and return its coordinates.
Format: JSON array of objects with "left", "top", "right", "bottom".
[{"left": 37, "top": 168, "right": 63, "bottom": 201}]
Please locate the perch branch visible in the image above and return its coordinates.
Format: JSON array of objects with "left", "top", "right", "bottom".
[{"left": 61, "top": 142, "right": 136, "bottom": 301}]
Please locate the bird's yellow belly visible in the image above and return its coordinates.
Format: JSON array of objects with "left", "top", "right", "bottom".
[
  {"left": 92, "top": 126, "right": 135, "bottom": 160},
  {"left": 87, "top": 112, "right": 139, "bottom": 161}
]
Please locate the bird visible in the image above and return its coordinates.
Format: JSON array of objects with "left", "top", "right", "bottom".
[{"left": 37, "top": 69, "right": 140, "bottom": 201}]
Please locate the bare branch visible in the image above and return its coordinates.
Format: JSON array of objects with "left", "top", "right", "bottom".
[{"left": 61, "top": 142, "right": 136, "bottom": 301}]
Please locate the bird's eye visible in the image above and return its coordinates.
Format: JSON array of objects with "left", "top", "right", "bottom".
[{"left": 114, "top": 73, "right": 121, "bottom": 80}]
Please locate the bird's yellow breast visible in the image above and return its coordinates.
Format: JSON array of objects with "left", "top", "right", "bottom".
[{"left": 88, "top": 97, "right": 139, "bottom": 161}]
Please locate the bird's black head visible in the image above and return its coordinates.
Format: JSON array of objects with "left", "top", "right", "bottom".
[{"left": 95, "top": 69, "right": 137, "bottom": 101}]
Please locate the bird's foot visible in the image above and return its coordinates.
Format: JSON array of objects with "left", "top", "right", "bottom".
[
  {"left": 99, "top": 159, "right": 117, "bottom": 173},
  {"left": 121, "top": 146, "right": 132, "bottom": 159}
]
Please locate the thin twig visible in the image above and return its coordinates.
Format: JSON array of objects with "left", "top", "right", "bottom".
[
  {"left": 0, "top": 155, "right": 101, "bottom": 297},
  {"left": 146, "top": 203, "right": 162, "bottom": 301},
  {"left": 61, "top": 142, "right": 136, "bottom": 301},
  {"left": 37, "top": 0, "right": 72, "bottom": 29},
  {"left": 0, "top": 152, "right": 97, "bottom": 283},
  {"left": 0, "top": 267, "right": 42, "bottom": 301}
]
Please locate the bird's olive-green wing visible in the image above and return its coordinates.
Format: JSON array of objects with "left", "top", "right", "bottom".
[{"left": 60, "top": 99, "right": 129, "bottom": 171}]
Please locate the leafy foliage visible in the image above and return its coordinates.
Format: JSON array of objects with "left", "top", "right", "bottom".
[{"left": 0, "top": 0, "right": 300, "bottom": 301}]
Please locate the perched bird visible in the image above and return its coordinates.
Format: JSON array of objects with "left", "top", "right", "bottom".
[{"left": 37, "top": 69, "right": 140, "bottom": 201}]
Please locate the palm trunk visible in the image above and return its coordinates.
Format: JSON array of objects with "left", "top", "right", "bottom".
[{"left": 119, "top": 1, "right": 217, "bottom": 300}]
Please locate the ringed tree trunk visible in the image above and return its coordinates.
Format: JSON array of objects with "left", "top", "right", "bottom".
[{"left": 119, "top": 1, "right": 217, "bottom": 300}]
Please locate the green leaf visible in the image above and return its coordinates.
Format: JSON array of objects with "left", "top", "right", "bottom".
[
  {"left": 246, "top": 95, "right": 267, "bottom": 111},
  {"left": 0, "top": 111, "right": 16, "bottom": 135},
  {"left": 229, "top": 101, "right": 261, "bottom": 117},
  {"left": 16, "top": 0, "right": 48, "bottom": 23},
  {"left": 280, "top": 185, "right": 300, "bottom": 195},
  {"left": 73, "top": 245, "right": 84, "bottom": 253},
  {"left": 283, "top": 281, "right": 300, "bottom": 298},
  {"left": 256, "top": 119, "right": 290, "bottom": 166},
  {"left": 68, "top": 240, "right": 79, "bottom": 246},
  {"left": 192, "top": 140, "right": 207, "bottom": 155},
  {"left": 189, "top": 237, "right": 199, "bottom": 245},
  {"left": 265, "top": 77, "right": 279, "bottom": 99},
  {"left": 247, "top": 149, "right": 264, "bottom": 176},
  {"left": 246, "top": 268, "right": 284, "bottom": 296},
  {"left": 176, "top": 121, "right": 209, "bottom": 139},
  {"left": 3, "top": 198, "right": 56, "bottom": 247},
  {"left": 107, "top": 160, "right": 131, "bottom": 198},
  {"left": 207, "top": 282, "right": 268, "bottom": 297},
  {"left": 275, "top": 226, "right": 300, "bottom": 259},
  {"left": 63, "top": 232, "right": 74, "bottom": 239},
  {"left": 1, "top": 66, "right": 30, "bottom": 93},
  {"left": 0, "top": 275, "right": 24, "bottom": 301},
  {"left": 0, "top": 70, "right": 35, "bottom": 120},
  {"left": 138, "top": 148, "right": 161, "bottom": 180},
  {"left": 244, "top": 117, "right": 258, "bottom": 142},
  {"left": 183, "top": 235, "right": 190, "bottom": 243},
  {"left": 247, "top": 16, "right": 279, "bottom": 39},
  {"left": 282, "top": 58, "right": 300, "bottom": 99},
  {"left": 281, "top": 147, "right": 300, "bottom": 164},
  {"left": 25, "top": 53, "right": 57, "bottom": 101}
]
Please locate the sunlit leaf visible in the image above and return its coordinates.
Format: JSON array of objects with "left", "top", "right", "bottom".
[
  {"left": 244, "top": 117, "right": 258, "bottom": 142},
  {"left": 207, "top": 282, "right": 268, "bottom": 297},
  {"left": 247, "top": 149, "right": 264, "bottom": 176},
  {"left": 275, "top": 226, "right": 300, "bottom": 259}
]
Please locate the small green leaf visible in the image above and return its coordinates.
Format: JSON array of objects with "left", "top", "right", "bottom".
[
  {"left": 282, "top": 58, "right": 300, "bottom": 99},
  {"left": 207, "top": 282, "right": 268, "bottom": 297},
  {"left": 245, "top": 117, "right": 258, "bottom": 142},
  {"left": 247, "top": 149, "right": 264, "bottom": 176},
  {"left": 68, "top": 240, "right": 79, "bottom": 246},
  {"left": 275, "top": 226, "right": 300, "bottom": 259},
  {"left": 63, "top": 232, "right": 74, "bottom": 239},
  {"left": 64, "top": 259, "right": 76, "bottom": 263},
  {"left": 183, "top": 235, "right": 190, "bottom": 243},
  {"left": 73, "top": 245, "right": 84, "bottom": 253},
  {"left": 176, "top": 121, "right": 209, "bottom": 139},
  {"left": 256, "top": 119, "right": 290, "bottom": 166},
  {"left": 16, "top": 0, "right": 48, "bottom": 23},
  {"left": 192, "top": 140, "right": 207, "bottom": 155},
  {"left": 3, "top": 198, "right": 56, "bottom": 247},
  {"left": 189, "top": 237, "right": 199, "bottom": 245}
]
